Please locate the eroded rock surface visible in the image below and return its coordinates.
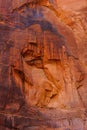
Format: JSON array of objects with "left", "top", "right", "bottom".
[{"left": 0, "top": 0, "right": 87, "bottom": 129}]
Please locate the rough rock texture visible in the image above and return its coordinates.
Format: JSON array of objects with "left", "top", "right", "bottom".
[{"left": 0, "top": 0, "right": 87, "bottom": 130}]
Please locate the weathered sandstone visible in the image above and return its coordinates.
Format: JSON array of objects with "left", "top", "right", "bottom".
[{"left": 0, "top": 0, "right": 87, "bottom": 129}]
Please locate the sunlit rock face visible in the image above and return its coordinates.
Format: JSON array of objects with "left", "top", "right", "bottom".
[
  {"left": 0, "top": 0, "right": 87, "bottom": 130},
  {"left": 58, "top": 0, "right": 87, "bottom": 11}
]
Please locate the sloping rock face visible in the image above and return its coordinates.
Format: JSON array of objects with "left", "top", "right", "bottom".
[{"left": 0, "top": 0, "right": 87, "bottom": 130}]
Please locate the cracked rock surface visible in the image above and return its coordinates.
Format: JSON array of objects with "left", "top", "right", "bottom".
[{"left": 0, "top": 0, "right": 87, "bottom": 129}]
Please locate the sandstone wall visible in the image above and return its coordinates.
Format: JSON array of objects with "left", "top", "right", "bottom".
[{"left": 0, "top": 0, "right": 87, "bottom": 129}]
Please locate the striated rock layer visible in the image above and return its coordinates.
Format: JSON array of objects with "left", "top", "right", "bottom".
[{"left": 0, "top": 0, "right": 87, "bottom": 130}]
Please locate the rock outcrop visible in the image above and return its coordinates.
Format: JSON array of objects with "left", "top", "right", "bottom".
[{"left": 0, "top": 0, "right": 87, "bottom": 129}]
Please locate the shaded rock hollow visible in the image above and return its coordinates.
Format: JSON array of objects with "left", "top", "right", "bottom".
[{"left": 0, "top": 0, "right": 87, "bottom": 130}]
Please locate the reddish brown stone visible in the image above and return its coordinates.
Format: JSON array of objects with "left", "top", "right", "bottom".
[{"left": 0, "top": 0, "right": 87, "bottom": 130}]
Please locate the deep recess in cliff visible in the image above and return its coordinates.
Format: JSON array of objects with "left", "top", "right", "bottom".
[{"left": 0, "top": 0, "right": 87, "bottom": 130}]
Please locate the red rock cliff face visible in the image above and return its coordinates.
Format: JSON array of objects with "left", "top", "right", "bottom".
[{"left": 0, "top": 0, "right": 87, "bottom": 130}]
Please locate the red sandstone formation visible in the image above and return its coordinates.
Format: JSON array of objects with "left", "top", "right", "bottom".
[{"left": 0, "top": 0, "right": 87, "bottom": 130}]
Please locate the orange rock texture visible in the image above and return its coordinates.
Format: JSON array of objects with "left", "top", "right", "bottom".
[{"left": 0, "top": 0, "right": 87, "bottom": 130}]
